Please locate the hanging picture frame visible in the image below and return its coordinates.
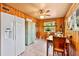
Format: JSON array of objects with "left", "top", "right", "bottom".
[
  {"left": 75, "top": 8, "right": 79, "bottom": 31},
  {"left": 68, "top": 7, "right": 79, "bottom": 31}
]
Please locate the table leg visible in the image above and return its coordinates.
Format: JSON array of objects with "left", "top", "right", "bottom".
[
  {"left": 66, "top": 43, "right": 69, "bottom": 56},
  {"left": 47, "top": 41, "right": 48, "bottom": 56}
]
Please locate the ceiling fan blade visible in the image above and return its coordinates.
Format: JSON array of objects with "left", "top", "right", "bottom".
[
  {"left": 39, "top": 9, "right": 44, "bottom": 14},
  {"left": 46, "top": 10, "right": 50, "bottom": 13},
  {"left": 39, "top": 9, "right": 50, "bottom": 16},
  {"left": 44, "top": 14, "right": 51, "bottom": 16}
]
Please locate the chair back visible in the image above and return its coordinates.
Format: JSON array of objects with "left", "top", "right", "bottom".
[{"left": 53, "top": 36, "right": 66, "bottom": 49}]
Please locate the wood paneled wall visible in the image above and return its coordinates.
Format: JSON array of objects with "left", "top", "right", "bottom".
[
  {"left": 36, "top": 18, "right": 64, "bottom": 39},
  {"left": 65, "top": 3, "right": 79, "bottom": 55},
  {"left": 0, "top": 3, "right": 37, "bottom": 23}
]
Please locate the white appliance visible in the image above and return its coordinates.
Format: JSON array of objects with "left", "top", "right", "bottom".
[
  {"left": 15, "top": 16, "right": 25, "bottom": 55},
  {"left": 25, "top": 19, "right": 36, "bottom": 45},
  {"left": 0, "top": 12, "right": 15, "bottom": 56},
  {"left": 0, "top": 12, "right": 25, "bottom": 56}
]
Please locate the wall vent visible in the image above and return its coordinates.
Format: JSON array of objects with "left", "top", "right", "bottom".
[{"left": 2, "top": 7, "right": 9, "bottom": 12}]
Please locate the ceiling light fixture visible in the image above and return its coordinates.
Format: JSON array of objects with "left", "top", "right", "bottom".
[{"left": 40, "top": 15, "right": 45, "bottom": 19}]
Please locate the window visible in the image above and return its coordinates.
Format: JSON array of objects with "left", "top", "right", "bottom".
[{"left": 44, "top": 22, "right": 56, "bottom": 32}]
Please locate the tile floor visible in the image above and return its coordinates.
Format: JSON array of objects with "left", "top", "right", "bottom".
[
  {"left": 20, "top": 39, "right": 47, "bottom": 56},
  {"left": 19, "top": 39, "right": 75, "bottom": 56}
]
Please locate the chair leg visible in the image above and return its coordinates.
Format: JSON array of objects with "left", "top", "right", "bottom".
[
  {"left": 53, "top": 51, "right": 54, "bottom": 56},
  {"left": 62, "top": 52, "right": 65, "bottom": 56},
  {"left": 53, "top": 50, "right": 55, "bottom": 56}
]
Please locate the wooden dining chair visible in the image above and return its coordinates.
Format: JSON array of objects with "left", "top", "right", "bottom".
[{"left": 53, "top": 36, "right": 66, "bottom": 56}]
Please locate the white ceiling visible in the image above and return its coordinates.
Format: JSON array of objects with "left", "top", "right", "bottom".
[{"left": 6, "top": 3, "right": 72, "bottom": 19}]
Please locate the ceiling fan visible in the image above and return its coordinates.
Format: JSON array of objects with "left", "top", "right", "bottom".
[{"left": 39, "top": 9, "right": 51, "bottom": 16}]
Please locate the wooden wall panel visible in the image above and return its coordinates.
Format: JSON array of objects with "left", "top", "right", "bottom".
[
  {"left": 55, "top": 18, "right": 64, "bottom": 32},
  {"left": 0, "top": 3, "right": 2, "bottom": 12},
  {"left": 65, "top": 3, "right": 79, "bottom": 18},
  {"left": 36, "top": 18, "right": 64, "bottom": 39},
  {"left": 36, "top": 20, "right": 44, "bottom": 39},
  {"left": 65, "top": 3, "right": 79, "bottom": 55},
  {"left": 76, "top": 32, "right": 79, "bottom": 55}
]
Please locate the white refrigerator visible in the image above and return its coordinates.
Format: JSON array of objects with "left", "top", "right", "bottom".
[
  {"left": 1, "top": 12, "right": 15, "bottom": 56},
  {"left": 15, "top": 16, "right": 25, "bottom": 55},
  {"left": 0, "top": 12, "right": 25, "bottom": 56}
]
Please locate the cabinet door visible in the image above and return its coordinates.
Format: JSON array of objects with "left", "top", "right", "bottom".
[
  {"left": 15, "top": 17, "right": 25, "bottom": 55},
  {"left": 1, "top": 12, "right": 15, "bottom": 56}
]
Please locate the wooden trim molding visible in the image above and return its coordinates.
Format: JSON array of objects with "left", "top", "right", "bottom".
[{"left": 65, "top": 3, "right": 79, "bottom": 18}]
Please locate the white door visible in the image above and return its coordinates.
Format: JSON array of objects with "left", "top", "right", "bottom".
[
  {"left": 1, "top": 12, "right": 15, "bottom": 56},
  {"left": 15, "top": 16, "right": 25, "bottom": 55}
]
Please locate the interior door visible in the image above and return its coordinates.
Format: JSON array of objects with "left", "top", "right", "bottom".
[
  {"left": 1, "top": 12, "right": 15, "bottom": 56},
  {"left": 15, "top": 16, "right": 25, "bottom": 55}
]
